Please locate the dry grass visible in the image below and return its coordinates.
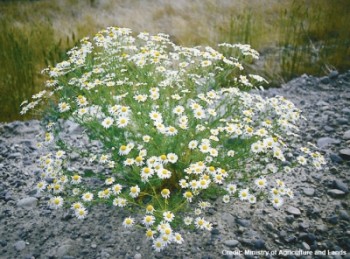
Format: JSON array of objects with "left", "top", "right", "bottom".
[{"left": 0, "top": 0, "right": 349, "bottom": 122}]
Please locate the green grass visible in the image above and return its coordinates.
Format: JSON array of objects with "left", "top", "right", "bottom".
[
  {"left": 0, "top": 20, "right": 73, "bottom": 122},
  {"left": 0, "top": 0, "right": 349, "bottom": 122}
]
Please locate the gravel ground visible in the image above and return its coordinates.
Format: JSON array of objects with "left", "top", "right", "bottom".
[{"left": 0, "top": 71, "right": 349, "bottom": 259}]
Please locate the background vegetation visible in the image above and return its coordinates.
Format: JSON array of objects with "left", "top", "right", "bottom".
[{"left": 0, "top": 0, "right": 349, "bottom": 122}]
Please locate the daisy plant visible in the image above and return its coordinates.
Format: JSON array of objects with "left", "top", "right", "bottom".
[{"left": 21, "top": 27, "right": 325, "bottom": 252}]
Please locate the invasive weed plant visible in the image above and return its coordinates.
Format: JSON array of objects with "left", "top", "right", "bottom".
[{"left": 21, "top": 27, "right": 325, "bottom": 251}]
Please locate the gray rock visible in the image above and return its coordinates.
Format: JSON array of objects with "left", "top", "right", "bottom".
[
  {"left": 235, "top": 218, "right": 250, "bottom": 227},
  {"left": 324, "top": 125, "right": 335, "bottom": 132},
  {"left": 57, "top": 244, "right": 73, "bottom": 257},
  {"left": 14, "top": 240, "right": 26, "bottom": 251},
  {"left": 134, "top": 253, "right": 142, "bottom": 259},
  {"left": 17, "top": 197, "right": 38, "bottom": 208},
  {"left": 221, "top": 213, "right": 235, "bottom": 227},
  {"left": 8, "top": 152, "right": 22, "bottom": 159},
  {"left": 303, "top": 187, "right": 315, "bottom": 196},
  {"left": 342, "top": 107, "right": 350, "bottom": 115},
  {"left": 299, "top": 222, "right": 309, "bottom": 230},
  {"left": 316, "top": 100, "right": 329, "bottom": 106},
  {"left": 327, "top": 215, "right": 338, "bottom": 224},
  {"left": 265, "top": 222, "right": 274, "bottom": 231},
  {"left": 316, "top": 137, "right": 340, "bottom": 148},
  {"left": 316, "top": 224, "right": 328, "bottom": 232},
  {"left": 285, "top": 215, "right": 295, "bottom": 223},
  {"left": 240, "top": 238, "right": 253, "bottom": 246},
  {"left": 329, "top": 70, "right": 339, "bottom": 79},
  {"left": 20, "top": 140, "right": 37, "bottom": 150},
  {"left": 337, "top": 117, "right": 349, "bottom": 125},
  {"left": 343, "top": 130, "right": 350, "bottom": 140},
  {"left": 320, "top": 76, "right": 330, "bottom": 84},
  {"left": 253, "top": 239, "right": 265, "bottom": 249},
  {"left": 330, "top": 153, "right": 343, "bottom": 163},
  {"left": 304, "top": 233, "right": 316, "bottom": 244},
  {"left": 302, "top": 242, "right": 310, "bottom": 250},
  {"left": 211, "top": 228, "right": 220, "bottom": 235},
  {"left": 339, "top": 210, "right": 350, "bottom": 221},
  {"left": 64, "top": 120, "right": 83, "bottom": 134},
  {"left": 17, "top": 121, "right": 40, "bottom": 134},
  {"left": 339, "top": 149, "right": 350, "bottom": 160},
  {"left": 285, "top": 236, "right": 296, "bottom": 243},
  {"left": 327, "top": 189, "right": 346, "bottom": 197},
  {"left": 223, "top": 239, "right": 239, "bottom": 247},
  {"left": 0, "top": 240, "right": 7, "bottom": 247},
  {"left": 286, "top": 206, "right": 301, "bottom": 216},
  {"left": 4, "top": 191, "right": 13, "bottom": 201},
  {"left": 333, "top": 179, "right": 349, "bottom": 193}
]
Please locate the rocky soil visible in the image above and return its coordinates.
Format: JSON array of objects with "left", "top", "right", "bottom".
[{"left": 0, "top": 71, "right": 350, "bottom": 259}]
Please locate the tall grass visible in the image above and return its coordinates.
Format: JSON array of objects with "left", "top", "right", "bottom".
[
  {"left": 0, "top": 22, "right": 72, "bottom": 122},
  {"left": 0, "top": 22, "right": 35, "bottom": 122},
  {"left": 0, "top": 0, "right": 349, "bottom": 122}
]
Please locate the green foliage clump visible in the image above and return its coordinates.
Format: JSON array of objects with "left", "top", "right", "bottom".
[{"left": 22, "top": 27, "right": 325, "bottom": 252}]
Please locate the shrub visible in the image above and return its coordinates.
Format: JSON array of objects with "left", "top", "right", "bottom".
[{"left": 21, "top": 27, "right": 325, "bottom": 252}]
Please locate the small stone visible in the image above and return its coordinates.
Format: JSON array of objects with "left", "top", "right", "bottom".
[
  {"left": 324, "top": 126, "right": 335, "bottom": 132},
  {"left": 17, "top": 197, "right": 38, "bottom": 209},
  {"left": 0, "top": 240, "right": 7, "bottom": 247},
  {"left": 329, "top": 70, "right": 339, "bottom": 79},
  {"left": 241, "top": 238, "right": 252, "bottom": 246},
  {"left": 8, "top": 152, "right": 22, "bottom": 159},
  {"left": 279, "top": 230, "right": 287, "bottom": 238},
  {"left": 303, "top": 187, "right": 315, "bottom": 196},
  {"left": 330, "top": 153, "right": 343, "bottom": 163},
  {"left": 221, "top": 213, "right": 235, "bottom": 227},
  {"left": 342, "top": 107, "right": 350, "bottom": 115},
  {"left": 253, "top": 239, "right": 265, "bottom": 249},
  {"left": 302, "top": 233, "right": 316, "bottom": 245},
  {"left": 265, "top": 222, "right": 274, "bottom": 231},
  {"left": 211, "top": 228, "right": 220, "bottom": 235},
  {"left": 134, "top": 253, "right": 142, "bottom": 259},
  {"left": 316, "top": 100, "right": 329, "bottom": 106},
  {"left": 317, "top": 137, "right": 340, "bottom": 148},
  {"left": 327, "top": 215, "right": 338, "bottom": 224},
  {"left": 14, "top": 240, "right": 26, "bottom": 251},
  {"left": 4, "top": 192, "right": 13, "bottom": 201},
  {"left": 285, "top": 215, "right": 295, "bottom": 223},
  {"left": 299, "top": 222, "right": 309, "bottom": 230},
  {"left": 343, "top": 130, "right": 350, "bottom": 140},
  {"left": 62, "top": 212, "right": 73, "bottom": 221},
  {"left": 316, "top": 224, "right": 328, "bottom": 232},
  {"left": 64, "top": 120, "right": 83, "bottom": 135},
  {"left": 320, "top": 76, "right": 330, "bottom": 84},
  {"left": 91, "top": 243, "right": 97, "bottom": 249},
  {"left": 57, "top": 245, "right": 73, "bottom": 257},
  {"left": 333, "top": 179, "right": 349, "bottom": 193},
  {"left": 339, "top": 149, "right": 350, "bottom": 160},
  {"left": 339, "top": 210, "right": 350, "bottom": 221},
  {"left": 302, "top": 242, "right": 310, "bottom": 250},
  {"left": 223, "top": 240, "right": 239, "bottom": 247},
  {"left": 337, "top": 117, "right": 349, "bottom": 125},
  {"left": 235, "top": 218, "right": 250, "bottom": 227},
  {"left": 285, "top": 236, "right": 296, "bottom": 243},
  {"left": 286, "top": 206, "right": 301, "bottom": 216},
  {"left": 327, "top": 189, "right": 346, "bottom": 197}
]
